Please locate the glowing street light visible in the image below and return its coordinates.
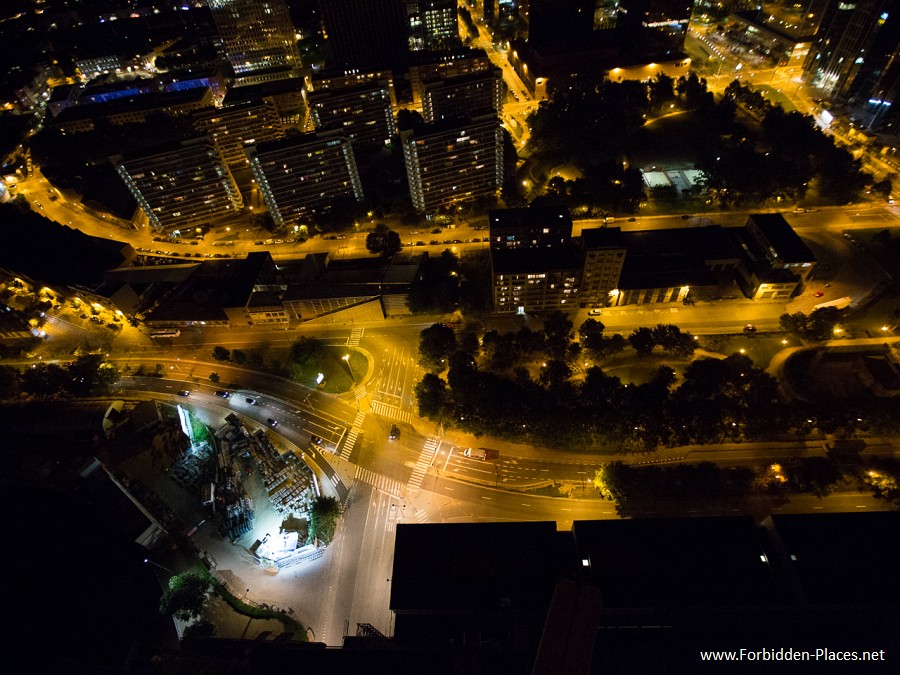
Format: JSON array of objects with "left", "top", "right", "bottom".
[{"left": 343, "top": 354, "right": 356, "bottom": 383}]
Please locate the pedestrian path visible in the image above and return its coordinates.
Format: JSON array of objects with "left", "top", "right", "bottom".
[
  {"left": 347, "top": 327, "right": 364, "bottom": 347},
  {"left": 407, "top": 437, "right": 440, "bottom": 491},
  {"left": 369, "top": 400, "right": 411, "bottom": 424},
  {"left": 354, "top": 465, "right": 404, "bottom": 498},
  {"left": 339, "top": 410, "right": 366, "bottom": 461}
]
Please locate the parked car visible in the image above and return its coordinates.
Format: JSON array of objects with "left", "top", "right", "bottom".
[
  {"left": 588, "top": 308, "right": 602, "bottom": 316},
  {"left": 814, "top": 290, "right": 825, "bottom": 297}
]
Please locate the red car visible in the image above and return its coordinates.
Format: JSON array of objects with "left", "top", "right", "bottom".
[{"left": 814, "top": 290, "right": 825, "bottom": 297}]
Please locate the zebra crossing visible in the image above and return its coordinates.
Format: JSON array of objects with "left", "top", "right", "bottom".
[
  {"left": 347, "top": 327, "right": 364, "bottom": 347},
  {"left": 354, "top": 466, "right": 405, "bottom": 498},
  {"left": 354, "top": 385, "right": 367, "bottom": 402},
  {"left": 407, "top": 437, "right": 440, "bottom": 491},
  {"left": 369, "top": 400, "right": 411, "bottom": 424},
  {"left": 339, "top": 410, "right": 367, "bottom": 461}
]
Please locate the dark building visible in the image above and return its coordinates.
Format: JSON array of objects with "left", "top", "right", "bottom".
[
  {"left": 527, "top": 0, "right": 596, "bottom": 53},
  {"left": 488, "top": 205, "right": 573, "bottom": 249},
  {"left": 221, "top": 76, "right": 306, "bottom": 125},
  {"left": 307, "top": 82, "right": 396, "bottom": 154},
  {"left": 320, "top": 0, "right": 411, "bottom": 69},
  {"left": 422, "top": 68, "right": 503, "bottom": 122},
  {"left": 615, "top": 0, "right": 694, "bottom": 59}
]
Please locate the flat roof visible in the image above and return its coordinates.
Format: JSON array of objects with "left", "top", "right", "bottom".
[
  {"left": 747, "top": 213, "right": 815, "bottom": 263},
  {"left": 771, "top": 512, "right": 900, "bottom": 605},
  {"left": 573, "top": 517, "right": 777, "bottom": 609},
  {"left": 489, "top": 206, "right": 573, "bottom": 232},
  {"left": 391, "top": 521, "right": 561, "bottom": 613}
]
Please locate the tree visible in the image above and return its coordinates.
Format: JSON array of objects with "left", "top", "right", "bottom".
[
  {"left": 365, "top": 223, "right": 402, "bottom": 257},
  {"left": 159, "top": 572, "right": 210, "bottom": 621},
  {"left": 784, "top": 457, "right": 842, "bottom": 497},
  {"left": 211, "top": 346, "right": 231, "bottom": 361},
  {"left": 628, "top": 327, "right": 656, "bottom": 355},
  {"left": 209, "top": 372, "right": 220, "bottom": 383},
  {"left": 0, "top": 365, "right": 19, "bottom": 400},
  {"left": 414, "top": 373, "right": 449, "bottom": 419},
  {"left": 182, "top": 620, "right": 215, "bottom": 641},
  {"left": 309, "top": 495, "right": 342, "bottom": 545},
  {"left": 231, "top": 349, "right": 247, "bottom": 365},
  {"left": 289, "top": 337, "right": 327, "bottom": 370},
  {"left": 418, "top": 323, "right": 457, "bottom": 372}
]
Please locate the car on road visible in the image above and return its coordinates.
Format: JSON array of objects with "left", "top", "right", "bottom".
[
  {"left": 310, "top": 435, "right": 323, "bottom": 445},
  {"left": 681, "top": 214, "right": 692, "bottom": 219},
  {"left": 177, "top": 390, "right": 190, "bottom": 396},
  {"left": 627, "top": 217, "right": 637, "bottom": 222},
  {"left": 267, "top": 418, "right": 278, "bottom": 427},
  {"left": 743, "top": 324, "right": 757, "bottom": 333},
  {"left": 389, "top": 424, "right": 400, "bottom": 440},
  {"left": 214, "top": 390, "right": 231, "bottom": 398},
  {"left": 814, "top": 290, "right": 825, "bottom": 297},
  {"left": 245, "top": 397, "right": 257, "bottom": 405},
  {"left": 588, "top": 308, "right": 602, "bottom": 316}
]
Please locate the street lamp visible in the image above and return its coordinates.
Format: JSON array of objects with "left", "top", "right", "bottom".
[
  {"left": 143, "top": 558, "right": 174, "bottom": 575},
  {"left": 343, "top": 354, "right": 356, "bottom": 383}
]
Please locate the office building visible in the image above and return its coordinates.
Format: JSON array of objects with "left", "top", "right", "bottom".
[
  {"left": 320, "top": 0, "right": 410, "bottom": 69},
  {"left": 422, "top": 68, "right": 503, "bottom": 123},
  {"left": 307, "top": 82, "right": 396, "bottom": 154},
  {"left": 401, "top": 114, "right": 504, "bottom": 213},
  {"left": 193, "top": 101, "right": 284, "bottom": 179},
  {"left": 113, "top": 139, "right": 242, "bottom": 233},
  {"left": 412, "top": 0, "right": 462, "bottom": 52},
  {"left": 247, "top": 132, "right": 364, "bottom": 232},
  {"left": 208, "top": 0, "right": 301, "bottom": 85},
  {"left": 806, "top": 0, "right": 899, "bottom": 130}
]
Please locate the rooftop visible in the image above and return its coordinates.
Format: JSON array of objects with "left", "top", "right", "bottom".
[{"left": 746, "top": 213, "right": 816, "bottom": 264}]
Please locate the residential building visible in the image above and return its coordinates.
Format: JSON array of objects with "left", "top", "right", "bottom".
[
  {"left": 488, "top": 206, "right": 573, "bottom": 250},
  {"left": 410, "top": 48, "right": 493, "bottom": 105},
  {"left": 422, "top": 68, "right": 503, "bottom": 123},
  {"left": 309, "top": 69, "right": 397, "bottom": 108},
  {"left": 319, "top": 0, "right": 411, "bottom": 69},
  {"left": 307, "top": 83, "right": 396, "bottom": 154},
  {"left": 580, "top": 227, "right": 627, "bottom": 308},
  {"left": 247, "top": 132, "right": 364, "bottom": 232},
  {"left": 221, "top": 76, "right": 306, "bottom": 126},
  {"left": 193, "top": 101, "right": 284, "bottom": 185},
  {"left": 113, "top": 138, "right": 242, "bottom": 233},
  {"left": 208, "top": 0, "right": 301, "bottom": 85},
  {"left": 401, "top": 113, "right": 504, "bottom": 213},
  {"left": 491, "top": 245, "right": 584, "bottom": 313}
]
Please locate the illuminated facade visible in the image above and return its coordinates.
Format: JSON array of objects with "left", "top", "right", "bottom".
[
  {"left": 421, "top": 68, "right": 503, "bottom": 123},
  {"left": 419, "top": 0, "right": 461, "bottom": 51},
  {"left": 208, "top": 0, "right": 301, "bottom": 85},
  {"left": 247, "top": 132, "right": 364, "bottom": 231},
  {"left": 401, "top": 114, "right": 504, "bottom": 213},
  {"left": 113, "top": 139, "right": 242, "bottom": 233},
  {"left": 307, "top": 83, "right": 396, "bottom": 154},
  {"left": 193, "top": 101, "right": 284, "bottom": 173}
]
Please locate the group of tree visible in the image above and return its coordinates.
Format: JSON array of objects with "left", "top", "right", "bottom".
[
  {"left": 308, "top": 495, "right": 342, "bottom": 545},
  {"left": 778, "top": 307, "right": 842, "bottom": 341},
  {"left": 407, "top": 249, "right": 493, "bottom": 315},
  {"left": 414, "top": 315, "right": 791, "bottom": 450},
  {"left": 593, "top": 454, "right": 852, "bottom": 515},
  {"left": 0, "top": 354, "right": 118, "bottom": 400}
]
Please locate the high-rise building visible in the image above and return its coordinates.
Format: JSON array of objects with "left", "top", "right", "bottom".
[
  {"left": 488, "top": 206, "right": 573, "bottom": 250},
  {"left": 401, "top": 113, "right": 504, "bottom": 213},
  {"left": 320, "top": 0, "right": 410, "bottom": 69},
  {"left": 247, "top": 132, "right": 364, "bottom": 231},
  {"left": 420, "top": 0, "right": 462, "bottom": 51},
  {"left": 193, "top": 101, "right": 284, "bottom": 181},
  {"left": 208, "top": 0, "right": 301, "bottom": 85},
  {"left": 113, "top": 139, "right": 243, "bottom": 233},
  {"left": 410, "top": 48, "right": 493, "bottom": 106},
  {"left": 806, "top": 0, "right": 899, "bottom": 130},
  {"left": 421, "top": 68, "right": 503, "bottom": 122},
  {"left": 528, "top": 0, "right": 595, "bottom": 52},
  {"left": 580, "top": 227, "right": 627, "bottom": 308},
  {"left": 615, "top": 0, "right": 694, "bottom": 58},
  {"left": 307, "top": 82, "right": 396, "bottom": 154}
]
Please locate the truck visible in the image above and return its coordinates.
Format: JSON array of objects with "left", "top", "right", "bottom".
[
  {"left": 813, "top": 296, "right": 852, "bottom": 311},
  {"left": 463, "top": 447, "right": 499, "bottom": 461}
]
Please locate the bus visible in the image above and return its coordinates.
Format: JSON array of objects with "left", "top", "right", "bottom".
[{"left": 149, "top": 328, "right": 181, "bottom": 338}]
